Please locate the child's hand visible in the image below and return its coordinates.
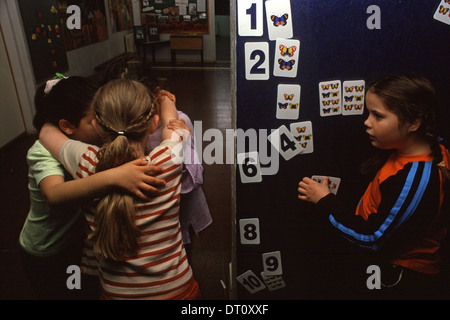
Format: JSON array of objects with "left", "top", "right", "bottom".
[
  {"left": 298, "top": 177, "right": 331, "bottom": 204},
  {"left": 158, "top": 90, "right": 176, "bottom": 104},
  {"left": 168, "top": 119, "right": 190, "bottom": 141},
  {"left": 113, "top": 159, "right": 166, "bottom": 201}
]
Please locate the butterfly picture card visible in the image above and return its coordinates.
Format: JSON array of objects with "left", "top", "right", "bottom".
[
  {"left": 260, "top": 272, "right": 286, "bottom": 292},
  {"left": 342, "top": 80, "right": 365, "bottom": 116},
  {"left": 311, "top": 176, "right": 341, "bottom": 195},
  {"left": 434, "top": 0, "right": 450, "bottom": 26},
  {"left": 319, "top": 80, "right": 342, "bottom": 117},
  {"left": 289, "top": 121, "right": 313, "bottom": 154},
  {"left": 274, "top": 38, "right": 300, "bottom": 78},
  {"left": 276, "top": 84, "right": 301, "bottom": 120},
  {"left": 265, "top": 0, "right": 293, "bottom": 40}
]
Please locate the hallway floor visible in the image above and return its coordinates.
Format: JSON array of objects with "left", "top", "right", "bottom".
[{"left": 0, "top": 64, "right": 233, "bottom": 299}]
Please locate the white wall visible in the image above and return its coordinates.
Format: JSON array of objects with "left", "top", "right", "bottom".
[{"left": 0, "top": 25, "right": 26, "bottom": 148}]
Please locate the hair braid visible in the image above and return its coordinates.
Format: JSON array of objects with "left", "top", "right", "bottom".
[{"left": 89, "top": 79, "right": 154, "bottom": 261}]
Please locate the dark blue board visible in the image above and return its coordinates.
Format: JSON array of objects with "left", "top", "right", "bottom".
[{"left": 235, "top": 0, "right": 450, "bottom": 299}]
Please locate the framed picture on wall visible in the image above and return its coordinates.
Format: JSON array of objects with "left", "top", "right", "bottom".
[
  {"left": 147, "top": 26, "right": 160, "bottom": 41},
  {"left": 134, "top": 26, "right": 146, "bottom": 42}
]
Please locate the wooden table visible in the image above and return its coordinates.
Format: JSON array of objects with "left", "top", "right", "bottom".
[
  {"left": 135, "top": 40, "right": 170, "bottom": 64},
  {"left": 170, "top": 35, "right": 203, "bottom": 64}
]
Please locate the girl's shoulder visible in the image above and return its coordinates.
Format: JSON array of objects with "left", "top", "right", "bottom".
[{"left": 147, "top": 140, "right": 179, "bottom": 160}]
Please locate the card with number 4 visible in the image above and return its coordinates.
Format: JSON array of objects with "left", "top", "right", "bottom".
[
  {"left": 290, "top": 121, "right": 313, "bottom": 154},
  {"left": 319, "top": 80, "right": 342, "bottom": 117},
  {"left": 311, "top": 176, "right": 341, "bottom": 195},
  {"left": 276, "top": 84, "right": 301, "bottom": 120},
  {"left": 274, "top": 38, "right": 300, "bottom": 78},
  {"left": 268, "top": 125, "right": 303, "bottom": 161},
  {"left": 265, "top": 0, "right": 293, "bottom": 40},
  {"left": 434, "top": 0, "right": 450, "bottom": 26}
]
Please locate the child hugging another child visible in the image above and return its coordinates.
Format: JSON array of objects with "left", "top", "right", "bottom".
[
  {"left": 40, "top": 79, "right": 200, "bottom": 300},
  {"left": 20, "top": 75, "right": 164, "bottom": 299},
  {"left": 298, "top": 74, "right": 450, "bottom": 299},
  {"left": 102, "top": 54, "right": 212, "bottom": 248}
]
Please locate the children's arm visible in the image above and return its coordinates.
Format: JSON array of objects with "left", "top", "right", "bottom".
[
  {"left": 298, "top": 177, "right": 331, "bottom": 204},
  {"left": 40, "top": 158, "right": 166, "bottom": 209},
  {"left": 158, "top": 89, "right": 176, "bottom": 104},
  {"left": 300, "top": 162, "right": 439, "bottom": 252},
  {"left": 39, "top": 122, "right": 167, "bottom": 204},
  {"left": 159, "top": 96, "right": 180, "bottom": 141},
  {"left": 39, "top": 122, "right": 69, "bottom": 159}
]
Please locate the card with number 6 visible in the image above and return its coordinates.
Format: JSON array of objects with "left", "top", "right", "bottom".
[{"left": 237, "top": 152, "right": 263, "bottom": 183}]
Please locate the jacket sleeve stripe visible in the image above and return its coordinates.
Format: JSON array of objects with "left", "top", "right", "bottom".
[{"left": 329, "top": 161, "right": 432, "bottom": 251}]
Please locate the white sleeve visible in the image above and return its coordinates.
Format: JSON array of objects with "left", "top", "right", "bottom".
[{"left": 59, "top": 140, "right": 100, "bottom": 179}]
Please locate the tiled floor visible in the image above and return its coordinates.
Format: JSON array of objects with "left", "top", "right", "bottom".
[{"left": 0, "top": 64, "right": 233, "bottom": 300}]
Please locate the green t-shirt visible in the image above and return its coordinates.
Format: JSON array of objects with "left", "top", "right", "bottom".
[{"left": 19, "top": 140, "right": 85, "bottom": 256}]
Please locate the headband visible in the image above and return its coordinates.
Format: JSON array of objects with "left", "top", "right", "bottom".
[{"left": 44, "top": 73, "right": 68, "bottom": 95}]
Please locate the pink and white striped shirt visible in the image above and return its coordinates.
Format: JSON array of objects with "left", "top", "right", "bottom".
[{"left": 59, "top": 139, "right": 193, "bottom": 299}]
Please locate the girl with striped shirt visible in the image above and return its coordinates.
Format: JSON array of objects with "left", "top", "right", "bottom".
[{"left": 40, "top": 79, "right": 199, "bottom": 300}]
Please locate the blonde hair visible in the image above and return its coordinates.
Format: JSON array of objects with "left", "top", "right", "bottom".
[{"left": 90, "top": 79, "right": 155, "bottom": 261}]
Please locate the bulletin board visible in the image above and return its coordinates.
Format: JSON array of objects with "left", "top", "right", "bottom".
[
  {"left": 235, "top": 0, "right": 450, "bottom": 300},
  {"left": 140, "top": 0, "right": 209, "bottom": 34},
  {"left": 18, "top": 0, "right": 68, "bottom": 83}
]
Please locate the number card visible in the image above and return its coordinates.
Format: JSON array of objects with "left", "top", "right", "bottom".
[
  {"left": 237, "top": 270, "right": 266, "bottom": 294},
  {"left": 276, "top": 84, "right": 301, "bottom": 120},
  {"left": 273, "top": 38, "right": 300, "bottom": 78},
  {"left": 434, "top": 0, "right": 450, "bottom": 26},
  {"left": 311, "top": 176, "right": 341, "bottom": 195},
  {"left": 262, "top": 251, "right": 283, "bottom": 276},
  {"left": 268, "top": 125, "right": 303, "bottom": 161},
  {"left": 238, "top": 0, "right": 264, "bottom": 36},
  {"left": 237, "top": 151, "right": 263, "bottom": 183},
  {"left": 239, "top": 218, "right": 260, "bottom": 245},
  {"left": 290, "top": 121, "right": 313, "bottom": 154},
  {"left": 265, "top": 0, "right": 293, "bottom": 40},
  {"left": 260, "top": 272, "right": 286, "bottom": 292},
  {"left": 245, "top": 42, "right": 270, "bottom": 80},
  {"left": 342, "top": 80, "right": 365, "bottom": 116},
  {"left": 319, "top": 80, "right": 342, "bottom": 117}
]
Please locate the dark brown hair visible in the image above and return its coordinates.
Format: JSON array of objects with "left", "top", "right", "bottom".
[{"left": 361, "top": 74, "right": 450, "bottom": 183}]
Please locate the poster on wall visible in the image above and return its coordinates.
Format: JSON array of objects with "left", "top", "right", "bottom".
[
  {"left": 18, "top": 0, "right": 69, "bottom": 83},
  {"left": 140, "top": 0, "right": 209, "bottom": 34},
  {"left": 109, "top": 0, "right": 134, "bottom": 33},
  {"left": 57, "top": 0, "right": 108, "bottom": 51}
]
